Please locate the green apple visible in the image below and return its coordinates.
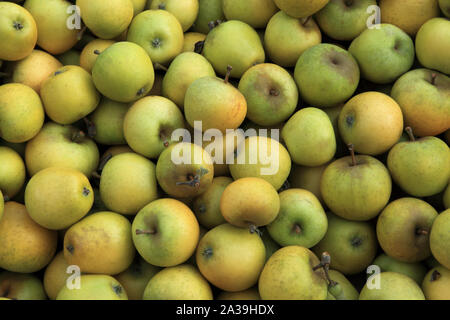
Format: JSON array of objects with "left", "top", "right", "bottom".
[
  {"left": 229, "top": 136, "right": 292, "bottom": 191},
  {"left": 338, "top": 92, "right": 404, "bottom": 156},
  {"left": 288, "top": 163, "right": 328, "bottom": 204},
  {"left": 149, "top": 0, "right": 199, "bottom": 32},
  {"left": 259, "top": 246, "right": 328, "bottom": 300},
  {"left": 315, "top": 0, "right": 377, "bottom": 41},
  {"left": 25, "top": 122, "right": 100, "bottom": 178},
  {"left": 267, "top": 189, "right": 327, "bottom": 248},
  {"left": 282, "top": 107, "right": 336, "bottom": 166},
  {"left": 89, "top": 98, "right": 129, "bottom": 146},
  {"left": 422, "top": 265, "right": 450, "bottom": 300},
  {"left": 156, "top": 142, "right": 214, "bottom": 198},
  {"left": 430, "top": 209, "right": 450, "bottom": 270},
  {"left": 132, "top": 198, "right": 200, "bottom": 267},
  {"left": 162, "top": 52, "right": 215, "bottom": 109},
  {"left": 114, "top": 256, "right": 161, "bottom": 300},
  {"left": 313, "top": 213, "right": 377, "bottom": 275},
  {"left": 349, "top": 24, "right": 415, "bottom": 84},
  {"left": 222, "top": 0, "right": 278, "bottom": 29},
  {"left": 294, "top": 43, "right": 360, "bottom": 108},
  {"left": 0, "top": 271, "right": 47, "bottom": 300},
  {"left": 143, "top": 264, "right": 212, "bottom": 300},
  {"left": 440, "top": 0, "right": 450, "bottom": 18},
  {"left": 192, "top": 176, "right": 232, "bottom": 229},
  {"left": 264, "top": 11, "right": 321, "bottom": 67},
  {"left": 391, "top": 69, "right": 450, "bottom": 137},
  {"left": 127, "top": 10, "right": 184, "bottom": 65},
  {"left": 76, "top": 0, "right": 133, "bottom": 39},
  {"left": 372, "top": 253, "right": 427, "bottom": 284},
  {"left": 56, "top": 275, "right": 128, "bottom": 300},
  {"left": 92, "top": 41, "right": 155, "bottom": 103},
  {"left": 415, "top": 18, "right": 450, "bottom": 75},
  {"left": 100, "top": 152, "right": 158, "bottom": 215},
  {"left": 238, "top": 63, "right": 298, "bottom": 126},
  {"left": 0, "top": 147, "right": 25, "bottom": 199},
  {"left": 203, "top": 20, "right": 265, "bottom": 78},
  {"left": 377, "top": 198, "right": 438, "bottom": 263},
  {"left": 192, "top": 0, "right": 225, "bottom": 34},
  {"left": 387, "top": 130, "right": 450, "bottom": 197},
  {"left": 273, "top": 0, "right": 329, "bottom": 18},
  {"left": 360, "top": 272, "right": 425, "bottom": 300},
  {"left": 124, "top": 96, "right": 186, "bottom": 159},
  {"left": 327, "top": 270, "right": 359, "bottom": 300}
]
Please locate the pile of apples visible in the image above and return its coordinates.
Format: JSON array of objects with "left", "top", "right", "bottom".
[{"left": 0, "top": 0, "right": 449, "bottom": 301}]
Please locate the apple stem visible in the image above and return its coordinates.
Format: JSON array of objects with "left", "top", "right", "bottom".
[
  {"left": 313, "top": 252, "right": 336, "bottom": 286},
  {"left": 293, "top": 224, "right": 302, "bottom": 234},
  {"left": 431, "top": 270, "right": 441, "bottom": 281},
  {"left": 66, "top": 244, "right": 74, "bottom": 254},
  {"left": 135, "top": 229, "right": 156, "bottom": 235},
  {"left": 71, "top": 130, "right": 86, "bottom": 143},
  {"left": 83, "top": 118, "right": 97, "bottom": 138},
  {"left": 416, "top": 228, "right": 429, "bottom": 236},
  {"left": 431, "top": 73, "right": 437, "bottom": 85},
  {"left": 347, "top": 143, "right": 357, "bottom": 166},
  {"left": 98, "top": 153, "right": 113, "bottom": 172},
  {"left": 224, "top": 65, "right": 233, "bottom": 84},
  {"left": 302, "top": 16, "right": 311, "bottom": 25},
  {"left": 405, "top": 127, "right": 415, "bottom": 141},
  {"left": 154, "top": 63, "right": 168, "bottom": 72},
  {"left": 248, "top": 224, "right": 262, "bottom": 237},
  {"left": 91, "top": 171, "right": 101, "bottom": 180}
]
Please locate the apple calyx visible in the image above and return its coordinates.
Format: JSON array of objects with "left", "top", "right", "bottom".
[
  {"left": 248, "top": 224, "right": 262, "bottom": 237},
  {"left": 269, "top": 88, "right": 280, "bottom": 97},
  {"left": 344, "top": 0, "right": 354, "bottom": 7},
  {"left": 71, "top": 130, "right": 86, "bottom": 143},
  {"left": 151, "top": 38, "right": 162, "bottom": 48},
  {"left": 66, "top": 244, "right": 75, "bottom": 254},
  {"left": 198, "top": 204, "right": 206, "bottom": 214},
  {"left": 313, "top": 252, "right": 336, "bottom": 286},
  {"left": 83, "top": 117, "right": 97, "bottom": 139},
  {"left": 224, "top": 65, "right": 233, "bottom": 84},
  {"left": 430, "top": 270, "right": 441, "bottom": 281},
  {"left": 405, "top": 126, "right": 415, "bottom": 141},
  {"left": 13, "top": 21, "right": 23, "bottom": 30},
  {"left": 202, "top": 247, "right": 213, "bottom": 258},
  {"left": 176, "top": 168, "right": 209, "bottom": 188},
  {"left": 135, "top": 229, "right": 157, "bottom": 235},
  {"left": 93, "top": 50, "right": 101, "bottom": 55},
  {"left": 112, "top": 284, "right": 123, "bottom": 296},
  {"left": 347, "top": 143, "right": 357, "bottom": 166},
  {"left": 82, "top": 187, "right": 90, "bottom": 197}
]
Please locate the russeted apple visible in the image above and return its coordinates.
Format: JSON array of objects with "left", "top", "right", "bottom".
[
  {"left": 0, "top": 83, "right": 44, "bottom": 143},
  {"left": 376, "top": 198, "right": 438, "bottom": 263},
  {"left": 196, "top": 223, "right": 266, "bottom": 292},
  {"left": 127, "top": 9, "right": 184, "bottom": 65},
  {"left": 313, "top": 213, "right": 377, "bottom": 275},
  {"left": 156, "top": 142, "right": 214, "bottom": 198},
  {"left": 422, "top": 265, "right": 450, "bottom": 300},
  {"left": 258, "top": 246, "right": 328, "bottom": 300},
  {"left": 294, "top": 44, "right": 360, "bottom": 108},
  {"left": 149, "top": 0, "right": 199, "bottom": 32},
  {"left": 359, "top": 272, "right": 425, "bottom": 300},
  {"left": 0, "top": 2, "right": 37, "bottom": 61},
  {"left": 264, "top": 11, "right": 321, "bottom": 67},
  {"left": 64, "top": 212, "right": 135, "bottom": 275},
  {"left": 390, "top": 69, "right": 450, "bottom": 137},
  {"left": 143, "top": 264, "right": 213, "bottom": 300},
  {"left": 56, "top": 275, "right": 128, "bottom": 300},
  {"left": 320, "top": 145, "right": 392, "bottom": 221},
  {"left": 220, "top": 177, "right": 280, "bottom": 229},
  {"left": 132, "top": 198, "right": 200, "bottom": 267},
  {"left": 267, "top": 189, "right": 327, "bottom": 248},
  {"left": 25, "top": 122, "right": 100, "bottom": 178},
  {"left": 202, "top": 20, "right": 265, "bottom": 78},
  {"left": 0, "top": 271, "right": 47, "bottom": 300},
  {"left": 315, "top": 0, "right": 377, "bottom": 41},
  {"left": 349, "top": 24, "right": 415, "bottom": 84}
]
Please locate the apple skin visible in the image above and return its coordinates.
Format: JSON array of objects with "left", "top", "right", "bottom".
[
  {"left": 372, "top": 254, "right": 427, "bottom": 285},
  {"left": 387, "top": 136, "right": 450, "bottom": 197},
  {"left": 415, "top": 17, "right": 450, "bottom": 76},
  {"left": 391, "top": 69, "right": 450, "bottom": 137},
  {"left": 0, "top": 271, "right": 47, "bottom": 300},
  {"left": 264, "top": 11, "right": 321, "bottom": 67},
  {"left": 315, "top": 0, "right": 377, "bottom": 41},
  {"left": 359, "top": 272, "right": 425, "bottom": 300},
  {"left": 349, "top": 24, "right": 415, "bottom": 84},
  {"left": 376, "top": 198, "right": 438, "bottom": 263},
  {"left": 267, "top": 189, "right": 327, "bottom": 248},
  {"left": 273, "top": 0, "right": 329, "bottom": 19},
  {"left": 294, "top": 43, "right": 360, "bottom": 108},
  {"left": 422, "top": 265, "right": 450, "bottom": 300},
  {"left": 430, "top": 209, "right": 450, "bottom": 270},
  {"left": 320, "top": 155, "right": 392, "bottom": 221}
]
